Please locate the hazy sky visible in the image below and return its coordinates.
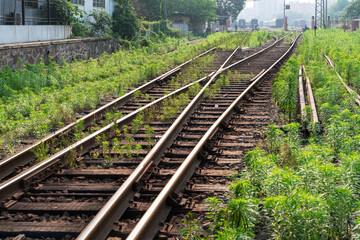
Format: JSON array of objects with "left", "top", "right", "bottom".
[{"left": 245, "top": 0, "right": 315, "bottom": 8}]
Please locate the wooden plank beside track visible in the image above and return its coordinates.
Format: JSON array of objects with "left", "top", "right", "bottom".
[
  {"left": 302, "top": 66, "right": 319, "bottom": 123},
  {"left": 305, "top": 75, "right": 319, "bottom": 123},
  {"left": 298, "top": 66, "right": 306, "bottom": 122}
]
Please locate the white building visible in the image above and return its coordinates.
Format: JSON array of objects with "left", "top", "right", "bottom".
[
  {"left": 238, "top": 0, "right": 281, "bottom": 22},
  {"left": 0, "top": 0, "right": 115, "bottom": 44},
  {"left": 70, "top": 0, "right": 115, "bottom": 16}
]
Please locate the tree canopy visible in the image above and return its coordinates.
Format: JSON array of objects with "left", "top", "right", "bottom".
[
  {"left": 130, "top": 0, "right": 161, "bottom": 21},
  {"left": 329, "top": 0, "right": 349, "bottom": 19},
  {"left": 166, "top": 0, "right": 217, "bottom": 24},
  {"left": 112, "top": 0, "right": 140, "bottom": 40},
  {"left": 344, "top": 0, "right": 360, "bottom": 17},
  {"left": 216, "top": 0, "right": 246, "bottom": 20},
  {"left": 131, "top": 0, "right": 246, "bottom": 24}
]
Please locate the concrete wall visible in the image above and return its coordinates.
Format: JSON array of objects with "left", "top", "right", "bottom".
[
  {"left": 0, "top": 25, "right": 72, "bottom": 44},
  {"left": 0, "top": 37, "right": 121, "bottom": 69}
]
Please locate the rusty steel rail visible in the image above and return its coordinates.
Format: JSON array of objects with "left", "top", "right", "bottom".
[
  {"left": 303, "top": 66, "right": 319, "bottom": 123},
  {"left": 325, "top": 55, "right": 360, "bottom": 106},
  {"left": 76, "top": 35, "right": 285, "bottom": 240},
  {"left": 218, "top": 32, "right": 251, "bottom": 70},
  {"left": 221, "top": 36, "right": 279, "bottom": 72},
  {"left": 127, "top": 34, "right": 301, "bottom": 240},
  {"left": 0, "top": 47, "right": 216, "bottom": 181},
  {"left": 0, "top": 73, "right": 214, "bottom": 201}
]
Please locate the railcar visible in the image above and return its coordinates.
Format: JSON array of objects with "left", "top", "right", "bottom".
[
  {"left": 264, "top": 18, "right": 283, "bottom": 28},
  {"left": 238, "top": 19, "right": 246, "bottom": 28},
  {"left": 250, "top": 18, "right": 259, "bottom": 29}
]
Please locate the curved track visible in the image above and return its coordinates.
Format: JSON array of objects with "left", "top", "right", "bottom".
[
  {"left": 0, "top": 33, "right": 301, "bottom": 240},
  {"left": 0, "top": 33, "right": 257, "bottom": 239},
  {"left": 124, "top": 36, "right": 300, "bottom": 240},
  {"left": 0, "top": 47, "right": 217, "bottom": 182}
]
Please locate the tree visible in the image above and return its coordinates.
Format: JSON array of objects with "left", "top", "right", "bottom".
[
  {"left": 130, "top": 0, "right": 162, "bottom": 21},
  {"left": 51, "top": 0, "right": 88, "bottom": 37},
  {"left": 112, "top": 0, "right": 140, "bottom": 40},
  {"left": 216, "top": 0, "right": 246, "bottom": 20},
  {"left": 344, "top": 0, "right": 360, "bottom": 17},
  {"left": 167, "top": 0, "right": 217, "bottom": 29},
  {"left": 89, "top": 9, "right": 112, "bottom": 36},
  {"left": 329, "top": 0, "right": 349, "bottom": 20}
]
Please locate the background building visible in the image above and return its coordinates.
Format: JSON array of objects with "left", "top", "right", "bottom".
[
  {"left": 69, "top": 0, "right": 115, "bottom": 17},
  {"left": 0, "top": 0, "right": 115, "bottom": 44},
  {"left": 238, "top": 0, "right": 314, "bottom": 28}
]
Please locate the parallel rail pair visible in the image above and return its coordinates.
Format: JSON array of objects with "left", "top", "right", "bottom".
[
  {"left": 1, "top": 33, "right": 254, "bottom": 183},
  {"left": 0, "top": 47, "right": 217, "bottom": 182},
  {"left": 299, "top": 54, "right": 360, "bottom": 126},
  {"left": 79, "top": 35, "right": 301, "bottom": 240},
  {"left": 0, "top": 34, "right": 296, "bottom": 239},
  {"left": 0, "top": 33, "right": 254, "bottom": 237}
]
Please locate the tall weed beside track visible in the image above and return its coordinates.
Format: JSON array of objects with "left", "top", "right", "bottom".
[
  {"left": 208, "top": 125, "right": 358, "bottom": 239},
  {"left": 273, "top": 55, "right": 299, "bottom": 121},
  {"left": 206, "top": 29, "right": 360, "bottom": 239},
  {"left": 0, "top": 32, "right": 243, "bottom": 153},
  {"left": 246, "top": 30, "right": 273, "bottom": 48}
]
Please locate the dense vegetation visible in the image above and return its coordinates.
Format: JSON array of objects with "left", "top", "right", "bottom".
[
  {"left": 345, "top": 0, "right": 360, "bottom": 17},
  {"left": 200, "top": 29, "right": 360, "bottom": 239},
  {"left": 329, "top": 0, "right": 359, "bottom": 19},
  {"left": 57, "top": 0, "right": 246, "bottom": 39},
  {"left": 131, "top": 0, "right": 245, "bottom": 25},
  {"left": 329, "top": 0, "right": 350, "bottom": 19},
  {"left": 246, "top": 30, "right": 273, "bottom": 48},
  {"left": 0, "top": 32, "right": 242, "bottom": 154}
]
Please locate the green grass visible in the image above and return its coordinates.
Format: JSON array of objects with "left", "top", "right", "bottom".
[
  {"left": 205, "top": 29, "right": 360, "bottom": 239},
  {"left": 0, "top": 32, "right": 236, "bottom": 153}
]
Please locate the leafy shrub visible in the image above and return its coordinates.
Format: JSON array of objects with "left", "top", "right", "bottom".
[
  {"left": 112, "top": 0, "right": 140, "bottom": 40},
  {"left": 246, "top": 30, "right": 273, "bottom": 48},
  {"left": 88, "top": 8, "right": 112, "bottom": 37},
  {"left": 273, "top": 55, "right": 299, "bottom": 121},
  {"left": 51, "top": 0, "right": 87, "bottom": 37},
  {"left": 264, "top": 190, "right": 329, "bottom": 239}
]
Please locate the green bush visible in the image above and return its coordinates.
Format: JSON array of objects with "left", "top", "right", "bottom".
[
  {"left": 273, "top": 55, "right": 299, "bottom": 121},
  {"left": 51, "top": 0, "right": 87, "bottom": 37},
  {"left": 208, "top": 29, "right": 360, "bottom": 239},
  {"left": 89, "top": 8, "right": 112, "bottom": 37},
  {"left": 112, "top": 0, "right": 140, "bottom": 40}
]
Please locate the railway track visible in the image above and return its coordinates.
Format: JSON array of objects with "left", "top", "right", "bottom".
[
  {"left": 0, "top": 46, "right": 217, "bottom": 182},
  {"left": 0, "top": 32, "right": 256, "bottom": 184},
  {"left": 121, "top": 35, "right": 300, "bottom": 240},
  {"left": 0, "top": 33, "right": 258, "bottom": 239},
  {"left": 325, "top": 55, "right": 360, "bottom": 106},
  {"left": 0, "top": 34, "right": 300, "bottom": 240},
  {"left": 0, "top": 34, "right": 298, "bottom": 239},
  {"left": 158, "top": 65, "right": 277, "bottom": 239},
  {"left": 299, "top": 66, "right": 319, "bottom": 124}
]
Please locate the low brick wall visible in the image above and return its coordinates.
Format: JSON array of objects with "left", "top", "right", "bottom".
[{"left": 0, "top": 37, "right": 121, "bottom": 69}]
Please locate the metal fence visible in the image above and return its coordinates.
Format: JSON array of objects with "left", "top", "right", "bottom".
[
  {"left": 329, "top": 17, "right": 360, "bottom": 31},
  {"left": 0, "top": 0, "right": 67, "bottom": 25}
]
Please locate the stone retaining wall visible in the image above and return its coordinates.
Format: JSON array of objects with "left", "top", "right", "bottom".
[{"left": 0, "top": 37, "right": 121, "bottom": 69}]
